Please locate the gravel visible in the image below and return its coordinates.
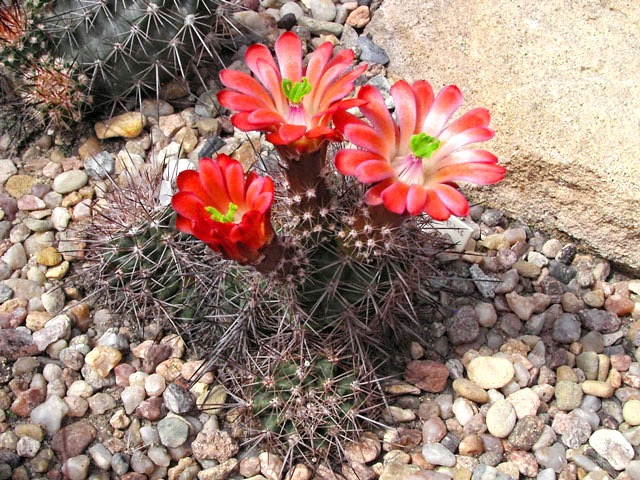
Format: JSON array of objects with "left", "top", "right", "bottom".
[{"left": 0, "top": 1, "right": 639, "bottom": 479}]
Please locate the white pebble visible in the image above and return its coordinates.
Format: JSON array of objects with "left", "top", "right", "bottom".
[
  {"left": 129, "top": 371, "right": 149, "bottom": 386},
  {"left": 16, "top": 436, "right": 40, "bottom": 458},
  {"left": 121, "top": 385, "right": 146, "bottom": 414},
  {"left": 30, "top": 395, "right": 69, "bottom": 433},
  {"left": 421, "top": 443, "right": 456, "bottom": 467},
  {"left": 145, "top": 373, "right": 166, "bottom": 397},
  {"left": 88, "top": 444, "right": 112, "bottom": 470},
  {"left": 452, "top": 397, "right": 475, "bottom": 426},
  {"left": 42, "top": 363, "right": 63, "bottom": 383},
  {"left": 62, "top": 454, "right": 90, "bottom": 480},
  {"left": 67, "top": 380, "right": 94, "bottom": 398}
]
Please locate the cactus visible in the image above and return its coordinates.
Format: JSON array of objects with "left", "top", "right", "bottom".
[
  {"left": 0, "top": 0, "right": 240, "bottom": 139},
  {"left": 223, "top": 332, "right": 382, "bottom": 466},
  {"left": 80, "top": 31, "right": 506, "bottom": 468}
]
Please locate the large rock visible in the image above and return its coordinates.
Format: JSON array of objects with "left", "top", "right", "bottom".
[{"left": 367, "top": 0, "right": 640, "bottom": 272}]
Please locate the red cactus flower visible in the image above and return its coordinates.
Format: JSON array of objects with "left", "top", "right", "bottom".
[
  {"left": 335, "top": 80, "right": 506, "bottom": 220},
  {"left": 217, "top": 31, "right": 366, "bottom": 155},
  {"left": 171, "top": 155, "right": 275, "bottom": 265}
]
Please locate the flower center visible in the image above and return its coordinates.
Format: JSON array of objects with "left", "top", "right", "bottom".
[
  {"left": 205, "top": 203, "right": 238, "bottom": 223},
  {"left": 410, "top": 133, "right": 441, "bottom": 159},
  {"left": 282, "top": 77, "right": 312, "bottom": 104}
]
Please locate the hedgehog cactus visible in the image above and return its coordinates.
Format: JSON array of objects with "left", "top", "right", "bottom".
[
  {"left": 231, "top": 339, "right": 376, "bottom": 463},
  {"left": 83, "top": 31, "right": 506, "bottom": 465},
  {"left": 0, "top": 0, "right": 237, "bottom": 136}
]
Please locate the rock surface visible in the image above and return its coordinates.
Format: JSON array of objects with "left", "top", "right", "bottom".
[{"left": 367, "top": 0, "right": 640, "bottom": 272}]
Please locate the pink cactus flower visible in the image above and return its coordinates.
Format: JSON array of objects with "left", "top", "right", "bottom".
[
  {"left": 171, "top": 155, "right": 275, "bottom": 265},
  {"left": 334, "top": 80, "right": 506, "bottom": 220},
  {"left": 217, "top": 31, "right": 366, "bottom": 155}
]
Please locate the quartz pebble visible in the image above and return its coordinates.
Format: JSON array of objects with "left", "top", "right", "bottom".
[{"left": 466, "top": 356, "right": 514, "bottom": 389}]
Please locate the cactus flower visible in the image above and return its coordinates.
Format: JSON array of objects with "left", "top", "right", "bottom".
[
  {"left": 217, "top": 31, "right": 366, "bottom": 154},
  {"left": 335, "top": 80, "right": 506, "bottom": 220},
  {"left": 171, "top": 155, "right": 275, "bottom": 265}
]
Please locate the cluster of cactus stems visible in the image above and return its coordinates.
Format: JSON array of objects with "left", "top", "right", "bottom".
[
  {"left": 82, "top": 31, "right": 506, "bottom": 467},
  {"left": 0, "top": 0, "right": 238, "bottom": 138}
]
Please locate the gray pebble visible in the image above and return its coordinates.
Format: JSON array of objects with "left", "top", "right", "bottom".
[
  {"left": 157, "top": 416, "right": 190, "bottom": 448},
  {"left": 0, "top": 284, "right": 14, "bottom": 303},
  {"left": 111, "top": 452, "right": 130, "bottom": 475},
  {"left": 53, "top": 170, "right": 88, "bottom": 194},
  {"left": 552, "top": 313, "right": 581, "bottom": 343},
  {"left": 163, "top": 383, "right": 196, "bottom": 414},
  {"left": 356, "top": 35, "right": 389, "bottom": 64},
  {"left": 84, "top": 152, "right": 115, "bottom": 179}
]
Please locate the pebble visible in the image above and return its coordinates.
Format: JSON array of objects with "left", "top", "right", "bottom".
[
  {"left": 95, "top": 112, "right": 147, "bottom": 139},
  {"left": 582, "top": 380, "right": 614, "bottom": 398},
  {"left": 84, "top": 345, "right": 122, "bottom": 377},
  {"left": 30, "top": 395, "right": 69, "bottom": 433},
  {"left": 163, "top": 383, "right": 196, "bottom": 414},
  {"left": 310, "top": 0, "right": 336, "bottom": 21},
  {"left": 508, "top": 415, "right": 544, "bottom": 450},
  {"left": 404, "top": 360, "right": 449, "bottom": 392},
  {"left": 555, "top": 380, "right": 584, "bottom": 410},
  {"left": 421, "top": 443, "right": 456, "bottom": 467},
  {"left": 588, "top": 428, "right": 634, "bottom": 470},
  {"left": 535, "top": 443, "right": 567, "bottom": 473},
  {"left": 466, "top": 356, "right": 514, "bottom": 389},
  {"left": 62, "top": 455, "right": 90, "bottom": 480},
  {"left": 452, "top": 378, "right": 489, "bottom": 404},
  {"left": 421, "top": 417, "right": 447, "bottom": 443},
  {"left": 356, "top": 35, "right": 389, "bottom": 64},
  {"left": 121, "top": 385, "right": 147, "bottom": 414},
  {"left": 485, "top": 400, "right": 516, "bottom": 438},
  {"left": 52, "top": 170, "right": 88, "bottom": 194},
  {"left": 157, "top": 416, "right": 191, "bottom": 448},
  {"left": 506, "top": 388, "right": 540, "bottom": 418}
]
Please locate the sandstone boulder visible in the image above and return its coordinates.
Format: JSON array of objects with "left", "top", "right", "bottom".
[{"left": 367, "top": 0, "right": 640, "bottom": 272}]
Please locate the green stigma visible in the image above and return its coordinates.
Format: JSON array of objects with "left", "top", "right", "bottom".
[
  {"left": 282, "top": 77, "right": 312, "bottom": 103},
  {"left": 205, "top": 203, "right": 238, "bottom": 223},
  {"left": 410, "top": 133, "right": 441, "bottom": 159}
]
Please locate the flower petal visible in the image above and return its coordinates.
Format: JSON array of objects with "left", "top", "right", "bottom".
[
  {"left": 381, "top": 181, "right": 409, "bottom": 214},
  {"left": 406, "top": 184, "right": 428, "bottom": 216},
  {"left": 413, "top": 80, "right": 435, "bottom": 131},
  {"left": 268, "top": 124, "right": 307, "bottom": 144},
  {"left": 439, "top": 107, "right": 491, "bottom": 141},
  {"left": 175, "top": 170, "right": 209, "bottom": 204},
  {"left": 363, "top": 180, "right": 392, "bottom": 206},
  {"left": 222, "top": 159, "right": 246, "bottom": 207},
  {"left": 217, "top": 90, "right": 269, "bottom": 112},
  {"left": 354, "top": 160, "right": 395, "bottom": 183},
  {"left": 423, "top": 189, "right": 451, "bottom": 221},
  {"left": 335, "top": 149, "right": 385, "bottom": 176},
  {"left": 304, "top": 41, "right": 333, "bottom": 88},
  {"left": 343, "top": 122, "right": 392, "bottom": 159},
  {"left": 432, "top": 183, "right": 470, "bottom": 217},
  {"left": 174, "top": 214, "right": 194, "bottom": 235},
  {"left": 421, "top": 85, "right": 463, "bottom": 136},
  {"left": 219, "top": 69, "right": 275, "bottom": 109},
  {"left": 171, "top": 191, "right": 205, "bottom": 221},
  {"left": 275, "top": 31, "right": 302, "bottom": 82},
  {"left": 390, "top": 80, "right": 418, "bottom": 156},
  {"left": 432, "top": 162, "right": 506, "bottom": 185},
  {"left": 432, "top": 126, "right": 494, "bottom": 160},
  {"left": 437, "top": 149, "right": 498, "bottom": 167},
  {"left": 198, "top": 157, "right": 229, "bottom": 210},
  {"left": 248, "top": 108, "right": 285, "bottom": 127},
  {"left": 357, "top": 85, "right": 396, "bottom": 154}
]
